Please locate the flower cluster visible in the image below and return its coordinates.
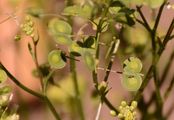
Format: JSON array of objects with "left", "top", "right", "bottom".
[
  {"left": 20, "top": 15, "right": 35, "bottom": 37},
  {"left": 118, "top": 101, "right": 137, "bottom": 120}
]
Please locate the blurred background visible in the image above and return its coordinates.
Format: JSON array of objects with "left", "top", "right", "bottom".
[{"left": 0, "top": 0, "right": 174, "bottom": 120}]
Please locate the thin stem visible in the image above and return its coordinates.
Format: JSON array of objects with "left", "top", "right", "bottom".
[
  {"left": 70, "top": 54, "right": 85, "bottom": 120},
  {"left": 0, "top": 62, "right": 61, "bottom": 120},
  {"left": 165, "top": 102, "right": 174, "bottom": 119},
  {"left": 0, "top": 16, "right": 11, "bottom": 24},
  {"left": 95, "top": 102, "right": 102, "bottom": 120},
  {"left": 32, "top": 39, "right": 44, "bottom": 90},
  {"left": 44, "top": 96, "right": 62, "bottom": 120},
  {"left": 158, "top": 18, "right": 174, "bottom": 55},
  {"left": 153, "top": 2, "right": 166, "bottom": 33},
  {"left": 146, "top": 24, "right": 174, "bottom": 107},
  {"left": 103, "top": 40, "right": 120, "bottom": 82},
  {"left": 134, "top": 2, "right": 170, "bottom": 102},
  {"left": 91, "top": 0, "right": 119, "bottom": 114},
  {"left": 92, "top": 30, "right": 100, "bottom": 88},
  {"left": 43, "top": 70, "right": 55, "bottom": 94},
  {"left": 134, "top": 65, "right": 154, "bottom": 101},
  {"left": 102, "top": 96, "right": 118, "bottom": 113},
  {"left": 164, "top": 75, "right": 174, "bottom": 100},
  {"left": 0, "top": 62, "right": 43, "bottom": 99},
  {"left": 65, "top": 0, "right": 85, "bottom": 118},
  {"left": 153, "top": 67, "right": 163, "bottom": 119},
  {"left": 136, "top": 6, "right": 151, "bottom": 32},
  {"left": 151, "top": 2, "right": 166, "bottom": 54}
]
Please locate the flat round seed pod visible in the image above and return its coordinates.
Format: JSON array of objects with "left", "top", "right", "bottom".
[
  {"left": 69, "top": 42, "right": 83, "bottom": 55},
  {"left": 83, "top": 50, "right": 95, "bottom": 71},
  {"left": 48, "top": 50, "right": 66, "bottom": 69},
  {"left": 123, "top": 57, "right": 142, "bottom": 73},
  {"left": 54, "top": 33, "right": 72, "bottom": 45},
  {"left": 121, "top": 74, "right": 142, "bottom": 91},
  {"left": 48, "top": 18, "right": 72, "bottom": 35}
]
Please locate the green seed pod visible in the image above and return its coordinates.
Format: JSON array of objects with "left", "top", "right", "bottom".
[
  {"left": 121, "top": 74, "right": 142, "bottom": 91},
  {"left": 69, "top": 42, "right": 83, "bottom": 54},
  {"left": 54, "top": 34, "right": 72, "bottom": 45},
  {"left": 48, "top": 18, "right": 72, "bottom": 35},
  {"left": 0, "top": 69, "right": 7, "bottom": 83},
  {"left": 123, "top": 57, "right": 142, "bottom": 73},
  {"left": 83, "top": 50, "right": 95, "bottom": 71},
  {"left": 48, "top": 50, "right": 66, "bottom": 69}
]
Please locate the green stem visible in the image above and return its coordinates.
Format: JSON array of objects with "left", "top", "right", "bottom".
[
  {"left": 32, "top": 37, "right": 44, "bottom": 91},
  {"left": 91, "top": 0, "right": 119, "bottom": 114},
  {"left": 136, "top": 6, "right": 151, "bottom": 32},
  {"left": 95, "top": 102, "right": 102, "bottom": 120},
  {"left": 0, "top": 63, "right": 43, "bottom": 99},
  {"left": 70, "top": 54, "right": 85, "bottom": 120},
  {"left": 134, "top": 2, "right": 170, "bottom": 102},
  {"left": 158, "top": 18, "right": 174, "bottom": 55},
  {"left": 103, "top": 40, "right": 120, "bottom": 82},
  {"left": 164, "top": 75, "right": 174, "bottom": 99},
  {"left": 102, "top": 97, "right": 118, "bottom": 113},
  {"left": 151, "top": 2, "right": 166, "bottom": 54},
  {"left": 146, "top": 36, "right": 174, "bottom": 108},
  {"left": 153, "top": 67, "right": 163, "bottom": 119},
  {"left": 0, "top": 62, "right": 61, "bottom": 120},
  {"left": 44, "top": 96, "right": 61, "bottom": 120},
  {"left": 134, "top": 65, "right": 154, "bottom": 101}
]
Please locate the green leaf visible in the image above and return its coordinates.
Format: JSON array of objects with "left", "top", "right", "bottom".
[
  {"left": 110, "top": 0, "right": 125, "bottom": 7},
  {"left": 83, "top": 36, "right": 95, "bottom": 48},
  {"left": 0, "top": 69, "right": 7, "bottom": 83},
  {"left": 48, "top": 50, "right": 66, "bottom": 69},
  {"left": 114, "top": 10, "right": 135, "bottom": 26},
  {"left": 125, "top": 14, "right": 135, "bottom": 26}
]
